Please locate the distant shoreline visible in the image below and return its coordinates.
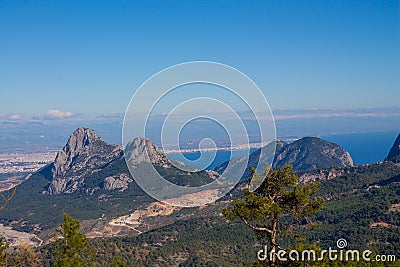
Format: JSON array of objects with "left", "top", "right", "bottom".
[{"left": 164, "top": 142, "right": 270, "bottom": 154}]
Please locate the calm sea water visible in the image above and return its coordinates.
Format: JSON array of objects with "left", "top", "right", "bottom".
[
  {"left": 167, "top": 149, "right": 255, "bottom": 170},
  {"left": 321, "top": 131, "right": 398, "bottom": 165},
  {"left": 167, "top": 131, "right": 399, "bottom": 169}
]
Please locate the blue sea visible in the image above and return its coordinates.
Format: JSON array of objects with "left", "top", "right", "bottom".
[
  {"left": 321, "top": 131, "right": 398, "bottom": 165},
  {"left": 167, "top": 149, "right": 255, "bottom": 170},
  {"left": 167, "top": 131, "right": 399, "bottom": 169}
]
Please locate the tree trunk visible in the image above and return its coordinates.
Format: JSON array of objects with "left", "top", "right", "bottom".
[{"left": 270, "top": 216, "right": 278, "bottom": 267}]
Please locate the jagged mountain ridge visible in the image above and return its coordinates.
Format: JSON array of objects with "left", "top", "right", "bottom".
[
  {"left": 46, "top": 128, "right": 217, "bottom": 194},
  {"left": 385, "top": 133, "right": 400, "bottom": 163}
]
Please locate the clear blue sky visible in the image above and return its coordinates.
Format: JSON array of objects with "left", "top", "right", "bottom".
[{"left": 0, "top": 0, "right": 399, "bottom": 117}]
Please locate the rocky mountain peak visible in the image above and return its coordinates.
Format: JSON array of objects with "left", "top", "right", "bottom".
[
  {"left": 214, "top": 137, "right": 354, "bottom": 181},
  {"left": 64, "top": 127, "right": 102, "bottom": 152},
  {"left": 273, "top": 137, "right": 354, "bottom": 170},
  {"left": 385, "top": 133, "right": 400, "bottom": 163},
  {"left": 124, "top": 137, "right": 171, "bottom": 168},
  {"left": 55, "top": 128, "right": 102, "bottom": 166},
  {"left": 48, "top": 128, "right": 123, "bottom": 194}
]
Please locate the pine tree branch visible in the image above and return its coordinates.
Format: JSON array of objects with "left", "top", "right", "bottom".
[{"left": 238, "top": 215, "right": 273, "bottom": 235}]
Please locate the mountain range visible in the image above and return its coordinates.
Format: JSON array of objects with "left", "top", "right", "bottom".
[
  {"left": 1, "top": 127, "right": 399, "bottom": 254},
  {"left": 42, "top": 128, "right": 355, "bottom": 200}
]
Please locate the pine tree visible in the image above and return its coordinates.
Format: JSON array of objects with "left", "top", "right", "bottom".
[
  {"left": 223, "top": 164, "right": 325, "bottom": 266},
  {"left": 53, "top": 213, "right": 95, "bottom": 267}
]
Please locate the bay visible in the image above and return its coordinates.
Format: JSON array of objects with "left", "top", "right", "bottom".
[{"left": 167, "top": 131, "right": 399, "bottom": 169}]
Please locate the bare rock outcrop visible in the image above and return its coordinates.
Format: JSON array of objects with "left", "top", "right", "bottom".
[
  {"left": 103, "top": 173, "right": 133, "bottom": 191},
  {"left": 47, "top": 127, "right": 123, "bottom": 194},
  {"left": 298, "top": 168, "right": 345, "bottom": 183}
]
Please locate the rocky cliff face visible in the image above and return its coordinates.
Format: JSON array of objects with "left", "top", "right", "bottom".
[
  {"left": 385, "top": 133, "right": 400, "bottom": 163},
  {"left": 47, "top": 127, "right": 123, "bottom": 194}
]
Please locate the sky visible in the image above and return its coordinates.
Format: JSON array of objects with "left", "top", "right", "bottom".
[{"left": 0, "top": 0, "right": 399, "bottom": 120}]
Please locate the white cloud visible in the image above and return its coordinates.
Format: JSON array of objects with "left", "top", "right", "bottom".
[
  {"left": 43, "top": 109, "right": 74, "bottom": 119},
  {"left": 8, "top": 114, "right": 23, "bottom": 121}
]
